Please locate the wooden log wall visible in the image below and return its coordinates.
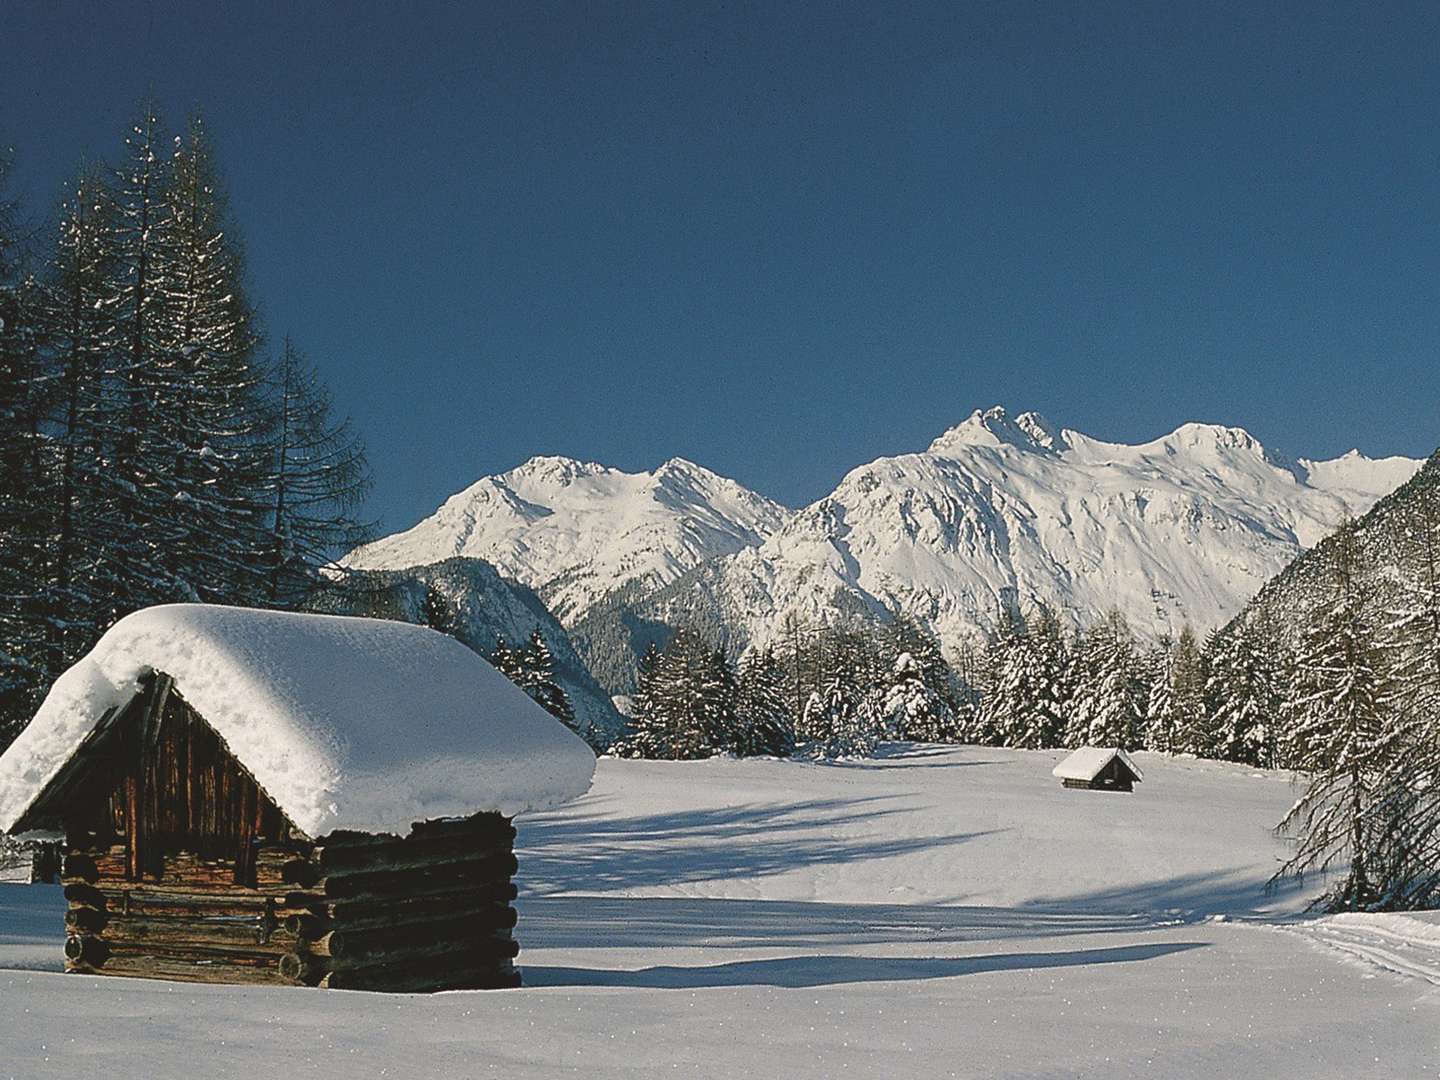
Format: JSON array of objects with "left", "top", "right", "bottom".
[
  {"left": 55, "top": 678, "right": 525, "bottom": 991},
  {"left": 280, "top": 814, "right": 522, "bottom": 992}
]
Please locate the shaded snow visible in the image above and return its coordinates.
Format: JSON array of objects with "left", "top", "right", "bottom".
[
  {"left": 6, "top": 747, "right": 1438, "bottom": 1077},
  {"left": 0, "top": 605, "right": 595, "bottom": 838}
]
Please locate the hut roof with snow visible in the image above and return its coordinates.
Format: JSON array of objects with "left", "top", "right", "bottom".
[
  {"left": 0, "top": 604, "right": 595, "bottom": 838},
  {"left": 1052, "top": 747, "right": 1143, "bottom": 792},
  {"left": 0, "top": 604, "right": 595, "bottom": 991}
]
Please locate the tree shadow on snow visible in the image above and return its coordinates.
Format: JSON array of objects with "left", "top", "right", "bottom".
[
  {"left": 515, "top": 794, "right": 990, "bottom": 896},
  {"left": 836, "top": 744, "right": 1008, "bottom": 771},
  {"left": 521, "top": 941, "right": 1207, "bottom": 990},
  {"left": 515, "top": 895, "right": 1156, "bottom": 953},
  {"left": 1021, "top": 867, "right": 1314, "bottom": 920}
]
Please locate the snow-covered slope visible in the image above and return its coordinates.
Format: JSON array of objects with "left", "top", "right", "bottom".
[
  {"left": 6, "top": 748, "right": 1439, "bottom": 1078},
  {"left": 644, "top": 407, "right": 1421, "bottom": 661},
  {"left": 345, "top": 456, "right": 789, "bottom": 625}
]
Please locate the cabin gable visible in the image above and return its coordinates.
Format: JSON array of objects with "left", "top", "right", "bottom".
[{"left": 34, "top": 673, "right": 521, "bottom": 990}]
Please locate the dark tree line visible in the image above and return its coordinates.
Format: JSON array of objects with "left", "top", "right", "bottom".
[{"left": 0, "top": 109, "right": 371, "bottom": 744}]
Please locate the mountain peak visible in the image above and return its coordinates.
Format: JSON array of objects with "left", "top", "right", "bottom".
[
  {"left": 927, "top": 406, "right": 1065, "bottom": 456},
  {"left": 507, "top": 455, "right": 610, "bottom": 487}
]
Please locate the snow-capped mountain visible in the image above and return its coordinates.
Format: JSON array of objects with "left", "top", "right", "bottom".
[
  {"left": 345, "top": 455, "right": 790, "bottom": 624},
  {"left": 351, "top": 409, "right": 1423, "bottom": 692},
  {"left": 615, "top": 408, "right": 1421, "bottom": 674}
]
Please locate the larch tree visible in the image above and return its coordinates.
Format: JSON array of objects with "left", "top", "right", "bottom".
[
  {"left": 1275, "top": 527, "right": 1402, "bottom": 911},
  {"left": 261, "top": 337, "right": 372, "bottom": 605}
]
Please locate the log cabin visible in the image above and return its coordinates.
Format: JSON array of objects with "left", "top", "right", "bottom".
[
  {"left": 1052, "top": 746, "right": 1143, "bottom": 793},
  {"left": 0, "top": 604, "right": 596, "bottom": 991}
]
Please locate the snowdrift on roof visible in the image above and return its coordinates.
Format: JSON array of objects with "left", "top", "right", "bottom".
[
  {"left": 1052, "top": 746, "right": 1144, "bottom": 783},
  {"left": 0, "top": 605, "right": 596, "bottom": 838}
]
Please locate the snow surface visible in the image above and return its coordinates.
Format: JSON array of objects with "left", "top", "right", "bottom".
[
  {"left": 1052, "top": 746, "right": 1143, "bottom": 782},
  {"left": 0, "top": 605, "right": 595, "bottom": 838},
  {"left": 3, "top": 747, "right": 1436, "bottom": 1077},
  {"left": 344, "top": 455, "right": 789, "bottom": 624}
]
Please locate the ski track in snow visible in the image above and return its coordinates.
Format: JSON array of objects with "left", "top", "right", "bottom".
[{"left": 1279, "top": 915, "right": 1440, "bottom": 987}]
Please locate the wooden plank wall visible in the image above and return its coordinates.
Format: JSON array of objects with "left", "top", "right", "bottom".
[{"left": 59, "top": 680, "right": 523, "bottom": 990}]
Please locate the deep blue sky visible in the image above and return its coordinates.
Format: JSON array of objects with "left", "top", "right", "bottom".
[{"left": 5, "top": 2, "right": 1438, "bottom": 531}]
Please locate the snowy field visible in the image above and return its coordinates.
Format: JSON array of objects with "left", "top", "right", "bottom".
[{"left": 3, "top": 745, "right": 1438, "bottom": 1078}]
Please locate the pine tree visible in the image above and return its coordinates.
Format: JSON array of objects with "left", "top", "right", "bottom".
[
  {"left": 1275, "top": 527, "right": 1402, "bottom": 911},
  {"left": 147, "top": 114, "right": 273, "bottom": 604},
  {"left": 104, "top": 104, "right": 174, "bottom": 603},
  {"left": 735, "top": 646, "right": 794, "bottom": 756},
  {"left": 1145, "top": 625, "right": 1207, "bottom": 754},
  {"left": 802, "top": 675, "right": 882, "bottom": 759},
  {"left": 883, "top": 651, "right": 959, "bottom": 741},
  {"left": 1204, "top": 616, "right": 1283, "bottom": 766},
  {"left": 422, "top": 584, "right": 460, "bottom": 638},
  {"left": 486, "top": 629, "right": 579, "bottom": 735},
  {"left": 616, "top": 642, "right": 666, "bottom": 758},
  {"left": 518, "top": 629, "right": 577, "bottom": 732},
  {"left": 1065, "top": 611, "right": 1142, "bottom": 748},
  {"left": 0, "top": 144, "right": 54, "bottom": 739},
  {"left": 40, "top": 167, "right": 129, "bottom": 669},
  {"left": 615, "top": 629, "right": 724, "bottom": 759}
]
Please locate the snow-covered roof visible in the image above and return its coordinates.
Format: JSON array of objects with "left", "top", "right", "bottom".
[
  {"left": 0, "top": 605, "right": 596, "bottom": 838},
  {"left": 1051, "top": 747, "right": 1143, "bottom": 783}
]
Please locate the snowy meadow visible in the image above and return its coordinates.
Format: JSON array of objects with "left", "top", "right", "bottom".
[{"left": 4, "top": 746, "right": 1438, "bottom": 1078}]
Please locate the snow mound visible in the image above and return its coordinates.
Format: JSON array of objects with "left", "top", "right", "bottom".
[
  {"left": 0, "top": 605, "right": 596, "bottom": 838},
  {"left": 1052, "top": 746, "right": 1144, "bottom": 782}
]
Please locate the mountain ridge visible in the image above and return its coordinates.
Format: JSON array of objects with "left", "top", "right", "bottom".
[{"left": 347, "top": 409, "right": 1424, "bottom": 693}]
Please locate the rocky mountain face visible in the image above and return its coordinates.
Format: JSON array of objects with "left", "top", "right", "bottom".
[{"left": 349, "top": 409, "right": 1422, "bottom": 696}]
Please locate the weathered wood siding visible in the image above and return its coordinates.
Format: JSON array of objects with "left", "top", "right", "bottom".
[
  {"left": 56, "top": 675, "right": 523, "bottom": 990},
  {"left": 281, "top": 815, "right": 521, "bottom": 991}
]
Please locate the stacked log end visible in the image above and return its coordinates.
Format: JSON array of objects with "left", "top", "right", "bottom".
[
  {"left": 63, "top": 812, "right": 524, "bottom": 992},
  {"left": 281, "top": 813, "right": 522, "bottom": 991}
]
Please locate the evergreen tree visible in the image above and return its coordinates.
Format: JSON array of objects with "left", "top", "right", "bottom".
[
  {"left": 1275, "top": 528, "right": 1403, "bottom": 911},
  {"left": 518, "top": 629, "right": 576, "bottom": 732},
  {"left": 0, "top": 145, "right": 53, "bottom": 737},
  {"left": 1145, "top": 625, "right": 1206, "bottom": 754},
  {"left": 40, "top": 167, "right": 129, "bottom": 669},
  {"left": 883, "top": 651, "right": 959, "bottom": 741},
  {"left": 1204, "top": 616, "right": 1283, "bottom": 766},
  {"left": 802, "top": 675, "right": 883, "bottom": 759},
  {"left": 104, "top": 104, "right": 174, "bottom": 601},
  {"left": 616, "top": 642, "right": 667, "bottom": 758},
  {"left": 1065, "top": 611, "right": 1142, "bottom": 748},
  {"left": 616, "top": 629, "right": 726, "bottom": 759},
  {"left": 148, "top": 114, "right": 274, "bottom": 603},
  {"left": 421, "top": 583, "right": 460, "bottom": 638},
  {"left": 735, "top": 646, "right": 794, "bottom": 756}
]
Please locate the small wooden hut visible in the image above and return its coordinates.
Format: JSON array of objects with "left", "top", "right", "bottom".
[
  {"left": 0, "top": 604, "right": 595, "bottom": 991},
  {"left": 1052, "top": 747, "right": 1143, "bottom": 793}
]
